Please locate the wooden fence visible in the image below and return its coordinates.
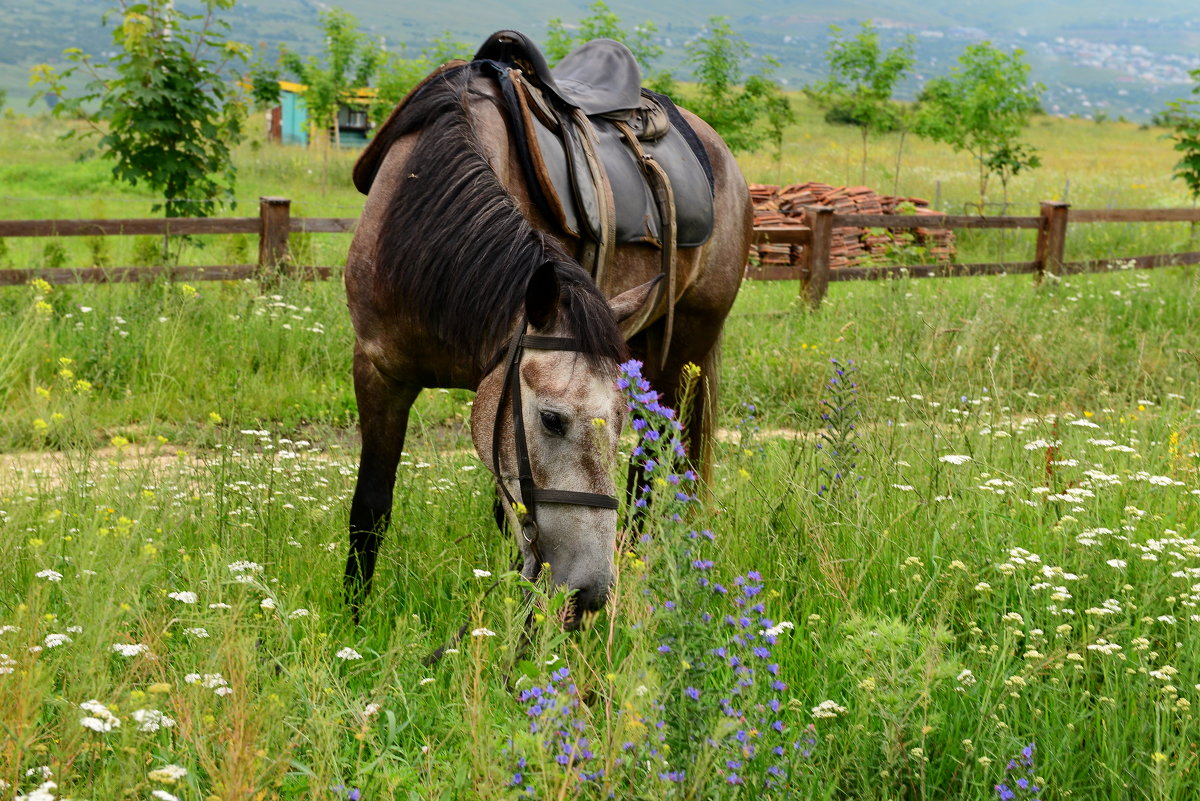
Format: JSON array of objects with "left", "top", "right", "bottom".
[
  {"left": 753, "top": 201, "right": 1200, "bottom": 306},
  {"left": 4, "top": 198, "right": 1200, "bottom": 308}
]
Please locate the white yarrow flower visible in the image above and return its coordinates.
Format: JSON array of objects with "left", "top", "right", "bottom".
[
  {"left": 79, "top": 699, "right": 120, "bottom": 732},
  {"left": 132, "top": 708, "right": 177, "bottom": 733},
  {"left": 761, "top": 621, "right": 795, "bottom": 638},
  {"left": 473, "top": 569, "right": 492, "bottom": 578},
  {"left": 148, "top": 764, "right": 188, "bottom": 783},
  {"left": 111, "top": 643, "right": 150, "bottom": 657},
  {"left": 938, "top": 454, "right": 971, "bottom": 465},
  {"left": 15, "top": 781, "right": 57, "bottom": 801},
  {"left": 167, "top": 591, "right": 197, "bottom": 604},
  {"left": 811, "top": 699, "right": 848, "bottom": 719},
  {"left": 44, "top": 633, "right": 71, "bottom": 648},
  {"left": 336, "top": 647, "right": 363, "bottom": 660},
  {"left": 471, "top": 627, "right": 496, "bottom": 637},
  {"left": 35, "top": 569, "right": 63, "bottom": 582},
  {"left": 260, "top": 598, "right": 277, "bottom": 610}
]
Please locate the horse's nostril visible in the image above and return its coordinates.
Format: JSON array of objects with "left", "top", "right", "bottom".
[{"left": 574, "top": 580, "right": 611, "bottom": 613}]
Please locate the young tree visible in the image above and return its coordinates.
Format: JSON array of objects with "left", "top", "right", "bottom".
[
  {"left": 915, "top": 43, "right": 1044, "bottom": 212},
  {"left": 805, "top": 22, "right": 915, "bottom": 186},
  {"left": 30, "top": 0, "right": 248, "bottom": 217},
  {"left": 1166, "top": 69, "right": 1200, "bottom": 241},
  {"left": 370, "top": 31, "right": 473, "bottom": 126},
  {"left": 544, "top": 1, "right": 671, "bottom": 92},
  {"left": 279, "top": 7, "right": 382, "bottom": 147},
  {"left": 1166, "top": 71, "right": 1200, "bottom": 200},
  {"left": 683, "top": 17, "right": 794, "bottom": 156}
]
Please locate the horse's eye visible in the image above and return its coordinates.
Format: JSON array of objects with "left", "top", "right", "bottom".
[{"left": 540, "top": 410, "right": 567, "bottom": 437}]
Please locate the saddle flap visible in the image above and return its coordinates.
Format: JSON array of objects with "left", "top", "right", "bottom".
[{"left": 550, "top": 39, "right": 642, "bottom": 117}]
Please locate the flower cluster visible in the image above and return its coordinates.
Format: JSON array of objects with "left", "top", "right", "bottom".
[
  {"left": 816, "top": 358, "right": 862, "bottom": 497},
  {"left": 619, "top": 360, "right": 693, "bottom": 520},
  {"left": 617, "top": 360, "right": 810, "bottom": 791},
  {"left": 995, "top": 743, "right": 1042, "bottom": 801},
  {"left": 508, "top": 666, "right": 598, "bottom": 793}
]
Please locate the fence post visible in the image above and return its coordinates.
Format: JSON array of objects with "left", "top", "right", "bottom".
[
  {"left": 802, "top": 206, "right": 834, "bottom": 308},
  {"left": 258, "top": 196, "right": 291, "bottom": 274},
  {"left": 1036, "top": 201, "right": 1069, "bottom": 282}
]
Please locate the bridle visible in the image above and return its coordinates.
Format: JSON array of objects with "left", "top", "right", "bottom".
[{"left": 491, "top": 315, "right": 620, "bottom": 575}]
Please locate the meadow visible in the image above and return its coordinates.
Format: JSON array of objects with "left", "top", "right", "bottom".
[{"left": 3, "top": 102, "right": 1200, "bottom": 799}]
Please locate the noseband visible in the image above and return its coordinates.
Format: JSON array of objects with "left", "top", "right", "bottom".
[{"left": 491, "top": 316, "right": 620, "bottom": 574}]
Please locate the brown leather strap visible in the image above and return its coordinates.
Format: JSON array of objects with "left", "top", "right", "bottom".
[
  {"left": 569, "top": 106, "right": 616, "bottom": 286},
  {"left": 614, "top": 119, "right": 678, "bottom": 368}
]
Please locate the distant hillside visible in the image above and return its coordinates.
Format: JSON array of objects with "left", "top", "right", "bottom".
[{"left": 3, "top": 0, "right": 1199, "bottom": 120}]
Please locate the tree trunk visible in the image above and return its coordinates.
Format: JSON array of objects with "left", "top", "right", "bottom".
[
  {"left": 893, "top": 129, "right": 907, "bottom": 197},
  {"left": 860, "top": 128, "right": 869, "bottom": 185}
]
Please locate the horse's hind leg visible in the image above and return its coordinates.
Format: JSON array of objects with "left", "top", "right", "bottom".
[{"left": 345, "top": 343, "right": 421, "bottom": 616}]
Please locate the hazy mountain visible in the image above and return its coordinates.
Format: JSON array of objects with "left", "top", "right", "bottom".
[{"left": 2, "top": 0, "right": 1198, "bottom": 120}]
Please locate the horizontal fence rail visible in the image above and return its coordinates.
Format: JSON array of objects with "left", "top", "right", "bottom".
[{"left": 3, "top": 198, "right": 1200, "bottom": 303}]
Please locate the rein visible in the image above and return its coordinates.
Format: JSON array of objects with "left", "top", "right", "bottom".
[{"left": 491, "top": 316, "right": 620, "bottom": 575}]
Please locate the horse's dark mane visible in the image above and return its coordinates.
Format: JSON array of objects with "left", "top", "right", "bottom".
[{"left": 372, "top": 63, "right": 627, "bottom": 370}]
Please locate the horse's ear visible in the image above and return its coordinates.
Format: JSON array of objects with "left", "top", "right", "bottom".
[
  {"left": 525, "top": 262, "right": 561, "bottom": 330},
  {"left": 608, "top": 276, "right": 661, "bottom": 327}
]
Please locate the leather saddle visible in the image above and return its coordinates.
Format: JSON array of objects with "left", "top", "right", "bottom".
[{"left": 475, "top": 31, "right": 715, "bottom": 255}]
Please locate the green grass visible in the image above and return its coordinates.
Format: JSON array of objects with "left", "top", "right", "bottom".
[
  {"left": 3, "top": 265, "right": 1200, "bottom": 798},
  {"left": 3, "top": 109, "right": 1200, "bottom": 799}
]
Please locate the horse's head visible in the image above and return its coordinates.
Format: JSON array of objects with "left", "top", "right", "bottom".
[{"left": 471, "top": 263, "right": 656, "bottom": 625}]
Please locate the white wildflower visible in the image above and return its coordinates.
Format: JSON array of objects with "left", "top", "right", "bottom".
[
  {"left": 79, "top": 699, "right": 120, "bottom": 732},
  {"left": 470, "top": 627, "right": 496, "bottom": 637},
  {"left": 762, "top": 621, "right": 795, "bottom": 638},
  {"left": 148, "top": 764, "right": 187, "bottom": 783},
  {"left": 35, "top": 569, "right": 63, "bottom": 582},
  {"left": 811, "top": 699, "right": 848, "bottom": 719},
  {"left": 183, "top": 627, "right": 209, "bottom": 638},
  {"left": 15, "top": 781, "right": 57, "bottom": 801},
  {"left": 151, "top": 790, "right": 180, "bottom": 801},
  {"left": 938, "top": 454, "right": 971, "bottom": 465},
  {"left": 336, "top": 647, "right": 363, "bottom": 660},
  {"left": 288, "top": 608, "right": 311, "bottom": 619},
  {"left": 111, "top": 643, "right": 149, "bottom": 657},
  {"left": 472, "top": 569, "right": 492, "bottom": 578},
  {"left": 43, "top": 633, "right": 71, "bottom": 649},
  {"left": 167, "top": 591, "right": 197, "bottom": 604},
  {"left": 132, "top": 708, "right": 176, "bottom": 733},
  {"left": 260, "top": 598, "right": 276, "bottom": 610}
]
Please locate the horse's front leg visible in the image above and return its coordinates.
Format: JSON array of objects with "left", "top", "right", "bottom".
[{"left": 345, "top": 342, "right": 422, "bottom": 618}]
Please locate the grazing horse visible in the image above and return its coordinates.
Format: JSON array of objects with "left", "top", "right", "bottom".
[{"left": 343, "top": 39, "right": 752, "bottom": 620}]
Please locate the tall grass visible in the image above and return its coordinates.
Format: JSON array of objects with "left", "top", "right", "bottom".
[{"left": 3, "top": 263, "right": 1200, "bottom": 797}]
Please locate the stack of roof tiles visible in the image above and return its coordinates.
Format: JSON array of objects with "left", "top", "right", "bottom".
[{"left": 750, "top": 182, "right": 956, "bottom": 270}]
